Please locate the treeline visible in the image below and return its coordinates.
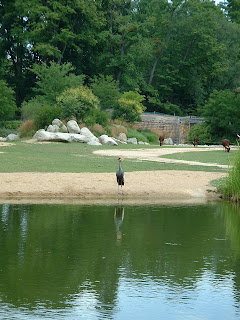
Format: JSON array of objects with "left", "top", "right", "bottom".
[{"left": 0, "top": 0, "right": 240, "bottom": 140}]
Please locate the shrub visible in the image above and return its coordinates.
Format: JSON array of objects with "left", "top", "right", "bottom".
[
  {"left": 21, "top": 97, "right": 45, "bottom": 121},
  {"left": 34, "top": 105, "right": 62, "bottom": 129},
  {"left": 56, "top": 86, "right": 102, "bottom": 125},
  {"left": 188, "top": 122, "right": 213, "bottom": 144},
  {"left": 90, "top": 75, "right": 120, "bottom": 109},
  {"left": 141, "top": 130, "right": 159, "bottom": 143},
  {"left": 110, "top": 124, "right": 128, "bottom": 138},
  {"left": 88, "top": 124, "right": 106, "bottom": 136},
  {"left": 127, "top": 128, "right": 148, "bottom": 142},
  {"left": 0, "top": 128, "right": 18, "bottom": 137},
  {"left": 112, "top": 91, "right": 146, "bottom": 123},
  {"left": 18, "top": 120, "right": 37, "bottom": 138},
  {"left": 112, "top": 99, "right": 144, "bottom": 122},
  {"left": 0, "top": 120, "right": 22, "bottom": 130}
]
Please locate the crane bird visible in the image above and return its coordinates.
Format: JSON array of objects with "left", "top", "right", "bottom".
[{"left": 116, "top": 157, "right": 124, "bottom": 195}]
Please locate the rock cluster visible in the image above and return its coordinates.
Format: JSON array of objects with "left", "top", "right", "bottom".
[
  {"left": 32, "top": 119, "right": 151, "bottom": 146},
  {"left": 0, "top": 133, "right": 20, "bottom": 141}
]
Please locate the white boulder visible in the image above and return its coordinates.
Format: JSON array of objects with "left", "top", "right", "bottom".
[
  {"left": 0, "top": 137, "right": 7, "bottom": 141},
  {"left": 67, "top": 120, "right": 80, "bottom": 134},
  {"left": 6, "top": 134, "right": 19, "bottom": 141},
  {"left": 87, "top": 139, "right": 102, "bottom": 146},
  {"left": 33, "top": 130, "right": 90, "bottom": 143},
  {"left": 33, "top": 130, "right": 70, "bottom": 142},
  {"left": 99, "top": 135, "right": 118, "bottom": 146},
  {"left": 112, "top": 137, "right": 127, "bottom": 144},
  {"left": 52, "top": 118, "right": 62, "bottom": 126},
  {"left": 164, "top": 138, "right": 173, "bottom": 145},
  {"left": 47, "top": 124, "right": 59, "bottom": 132},
  {"left": 59, "top": 124, "right": 68, "bottom": 133},
  {"left": 80, "top": 127, "right": 100, "bottom": 144},
  {"left": 68, "top": 134, "right": 89, "bottom": 143},
  {"left": 117, "top": 132, "right": 127, "bottom": 142},
  {"left": 127, "top": 137, "right": 138, "bottom": 144}
]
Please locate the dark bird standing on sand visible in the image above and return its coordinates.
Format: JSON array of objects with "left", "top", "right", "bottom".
[{"left": 116, "top": 157, "right": 124, "bottom": 195}]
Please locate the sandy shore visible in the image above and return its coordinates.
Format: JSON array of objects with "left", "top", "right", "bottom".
[{"left": 0, "top": 144, "right": 227, "bottom": 204}]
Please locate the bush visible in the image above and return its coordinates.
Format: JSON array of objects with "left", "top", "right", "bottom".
[
  {"left": 56, "top": 86, "right": 102, "bottom": 125},
  {"left": 0, "top": 128, "right": 18, "bottom": 137},
  {"left": 90, "top": 75, "right": 120, "bottom": 109},
  {"left": 21, "top": 97, "right": 45, "bottom": 121},
  {"left": 88, "top": 124, "right": 106, "bottom": 137},
  {"left": 110, "top": 124, "right": 128, "bottom": 138},
  {"left": 141, "top": 130, "right": 159, "bottom": 143},
  {"left": 112, "top": 91, "right": 146, "bottom": 122},
  {"left": 19, "top": 120, "right": 37, "bottom": 138},
  {"left": 127, "top": 128, "right": 148, "bottom": 142},
  {"left": 34, "top": 105, "right": 62, "bottom": 129},
  {"left": 0, "top": 120, "right": 22, "bottom": 130},
  {"left": 188, "top": 122, "right": 213, "bottom": 144}
]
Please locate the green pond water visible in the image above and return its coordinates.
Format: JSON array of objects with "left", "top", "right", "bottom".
[{"left": 0, "top": 201, "right": 240, "bottom": 320}]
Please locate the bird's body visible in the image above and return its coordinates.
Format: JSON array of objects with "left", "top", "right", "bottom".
[{"left": 116, "top": 157, "right": 124, "bottom": 194}]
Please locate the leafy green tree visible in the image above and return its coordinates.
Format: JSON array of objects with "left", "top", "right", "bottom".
[
  {"left": 199, "top": 89, "right": 240, "bottom": 139},
  {"left": 112, "top": 90, "right": 146, "bottom": 122},
  {"left": 90, "top": 75, "right": 120, "bottom": 109},
  {"left": 0, "top": 80, "right": 17, "bottom": 120},
  {"left": 188, "top": 122, "right": 213, "bottom": 145},
  {"left": 56, "top": 86, "right": 105, "bottom": 125},
  {"left": 21, "top": 62, "right": 84, "bottom": 125},
  {"left": 226, "top": 0, "right": 240, "bottom": 24},
  {"left": 0, "top": 0, "right": 35, "bottom": 106},
  {"left": 31, "top": 61, "right": 84, "bottom": 104}
]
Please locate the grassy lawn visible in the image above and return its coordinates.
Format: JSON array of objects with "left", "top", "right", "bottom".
[
  {"left": 161, "top": 149, "right": 238, "bottom": 166},
  {"left": 0, "top": 141, "right": 229, "bottom": 173}
]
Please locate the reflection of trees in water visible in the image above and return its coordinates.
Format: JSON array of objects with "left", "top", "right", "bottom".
[
  {"left": 223, "top": 202, "right": 240, "bottom": 255},
  {"left": 0, "top": 204, "right": 122, "bottom": 316},
  {"left": 0, "top": 203, "right": 240, "bottom": 315}
]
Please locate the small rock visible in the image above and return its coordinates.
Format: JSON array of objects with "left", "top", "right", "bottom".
[
  {"left": 67, "top": 120, "right": 80, "bottom": 134},
  {"left": 127, "top": 138, "right": 138, "bottom": 144}
]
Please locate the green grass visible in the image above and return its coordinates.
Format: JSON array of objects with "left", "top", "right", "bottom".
[
  {"left": 0, "top": 141, "right": 228, "bottom": 173},
  {"left": 160, "top": 150, "right": 237, "bottom": 166},
  {"left": 218, "top": 148, "right": 240, "bottom": 201}
]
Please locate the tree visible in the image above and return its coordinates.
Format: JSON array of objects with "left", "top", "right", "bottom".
[
  {"left": 0, "top": 0, "right": 35, "bottom": 106},
  {"left": 0, "top": 80, "right": 17, "bottom": 120},
  {"left": 90, "top": 75, "right": 120, "bottom": 109},
  {"left": 112, "top": 90, "right": 146, "bottom": 122},
  {"left": 31, "top": 61, "right": 84, "bottom": 104},
  {"left": 226, "top": 0, "right": 240, "bottom": 24},
  {"left": 199, "top": 89, "right": 240, "bottom": 140},
  {"left": 56, "top": 86, "right": 105, "bottom": 125}
]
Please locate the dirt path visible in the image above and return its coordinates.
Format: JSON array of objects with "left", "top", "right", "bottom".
[
  {"left": 0, "top": 144, "right": 227, "bottom": 204},
  {"left": 94, "top": 146, "right": 230, "bottom": 168}
]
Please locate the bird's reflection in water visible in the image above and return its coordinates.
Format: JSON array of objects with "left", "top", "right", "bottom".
[{"left": 114, "top": 204, "right": 125, "bottom": 243}]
